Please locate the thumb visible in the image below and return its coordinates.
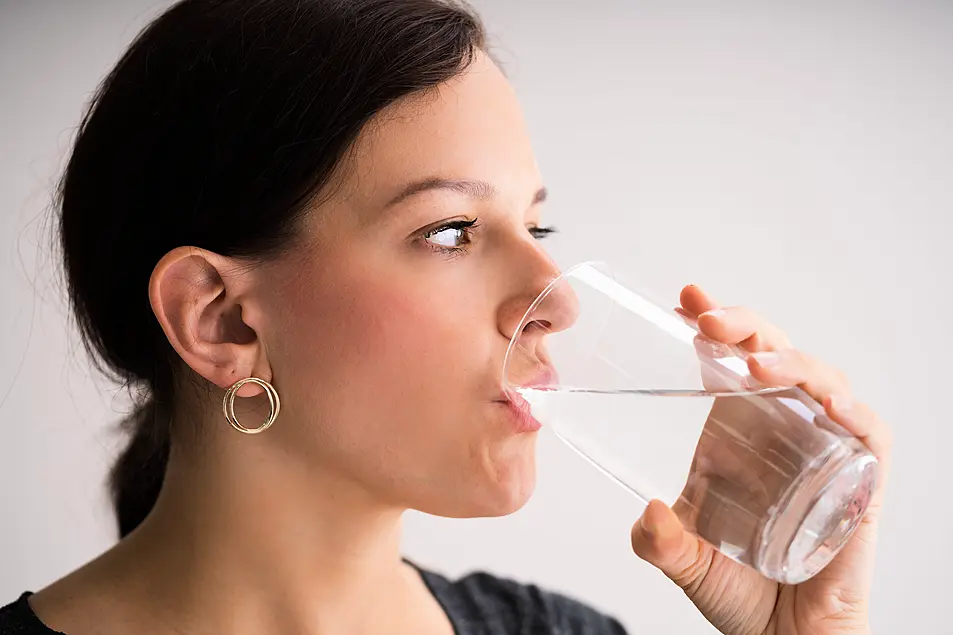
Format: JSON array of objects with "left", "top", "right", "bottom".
[{"left": 631, "top": 499, "right": 713, "bottom": 594}]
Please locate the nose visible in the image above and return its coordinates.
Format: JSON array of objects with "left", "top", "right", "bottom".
[{"left": 497, "top": 243, "right": 580, "bottom": 363}]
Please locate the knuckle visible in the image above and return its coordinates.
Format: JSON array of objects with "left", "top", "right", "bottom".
[
  {"left": 756, "top": 320, "right": 791, "bottom": 350},
  {"left": 744, "top": 307, "right": 767, "bottom": 327},
  {"left": 774, "top": 328, "right": 794, "bottom": 348},
  {"left": 797, "top": 351, "right": 850, "bottom": 388},
  {"left": 834, "top": 368, "right": 851, "bottom": 388},
  {"left": 723, "top": 304, "right": 754, "bottom": 324},
  {"left": 855, "top": 402, "right": 893, "bottom": 452},
  {"left": 784, "top": 348, "right": 811, "bottom": 368},
  {"left": 674, "top": 543, "right": 714, "bottom": 595}
]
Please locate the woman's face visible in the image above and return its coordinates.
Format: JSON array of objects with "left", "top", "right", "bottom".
[{"left": 256, "top": 52, "right": 567, "bottom": 517}]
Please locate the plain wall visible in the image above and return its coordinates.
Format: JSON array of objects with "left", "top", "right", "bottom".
[{"left": 2, "top": 1, "right": 951, "bottom": 633}]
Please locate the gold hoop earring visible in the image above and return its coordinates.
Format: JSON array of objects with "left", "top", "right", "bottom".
[{"left": 222, "top": 377, "right": 280, "bottom": 435}]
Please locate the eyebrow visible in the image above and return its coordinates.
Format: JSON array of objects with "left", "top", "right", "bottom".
[{"left": 385, "top": 177, "right": 548, "bottom": 208}]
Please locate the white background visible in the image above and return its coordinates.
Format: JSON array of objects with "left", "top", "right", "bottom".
[{"left": 2, "top": 1, "right": 951, "bottom": 633}]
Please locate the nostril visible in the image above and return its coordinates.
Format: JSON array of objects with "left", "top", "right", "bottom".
[{"left": 523, "top": 319, "right": 552, "bottom": 334}]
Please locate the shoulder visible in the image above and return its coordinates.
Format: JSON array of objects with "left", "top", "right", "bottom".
[
  {"left": 0, "top": 593, "right": 60, "bottom": 635},
  {"left": 418, "top": 567, "right": 628, "bottom": 635}
]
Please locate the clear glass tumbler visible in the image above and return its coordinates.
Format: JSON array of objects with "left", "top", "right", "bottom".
[{"left": 503, "top": 262, "right": 877, "bottom": 584}]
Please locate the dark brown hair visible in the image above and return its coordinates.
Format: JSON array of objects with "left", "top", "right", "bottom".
[{"left": 57, "top": 0, "right": 485, "bottom": 537}]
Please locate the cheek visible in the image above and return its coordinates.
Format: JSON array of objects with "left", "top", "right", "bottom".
[
  {"left": 346, "top": 276, "right": 478, "bottom": 384},
  {"left": 273, "top": 265, "right": 491, "bottom": 441},
  {"left": 268, "top": 265, "right": 539, "bottom": 515},
  {"left": 358, "top": 288, "right": 448, "bottom": 366}
]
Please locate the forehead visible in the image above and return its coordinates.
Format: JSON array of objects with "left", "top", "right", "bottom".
[{"left": 339, "top": 52, "right": 541, "bottom": 211}]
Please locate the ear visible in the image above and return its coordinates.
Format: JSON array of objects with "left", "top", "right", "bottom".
[{"left": 149, "top": 246, "right": 271, "bottom": 398}]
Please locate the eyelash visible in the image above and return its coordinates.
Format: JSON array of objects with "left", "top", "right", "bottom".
[
  {"left": 528, "top": 226, "right": 558, "bottom": 240},
  {"left": 422, "top": 219, "right": 557, "bottom": 256}
]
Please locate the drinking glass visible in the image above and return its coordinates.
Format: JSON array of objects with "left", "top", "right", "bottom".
[{"left": 503, "top": 261, "right": 878, "bottom": 584}]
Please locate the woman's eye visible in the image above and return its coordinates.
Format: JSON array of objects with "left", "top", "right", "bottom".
[
  {"left": 529, "top": 226, "right": 557, "bottom": 240},
  {"left": 422, "top": 219, "right": 478, "bottom": 252},
  {"left": 426, "top": 226, "right": 467, "bottom": 248}
]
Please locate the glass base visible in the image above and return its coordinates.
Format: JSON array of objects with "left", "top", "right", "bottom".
[{"left": 757, "top": 443, "right": 878, "bottom": 584}]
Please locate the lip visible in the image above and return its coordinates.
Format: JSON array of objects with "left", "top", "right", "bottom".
[
  {"left": 493, "top": 366, "right": 556, "bottom": 433},
  {"left": 506, "top": 365, "right": 558, "bottom": 392},
  {"left": 498, "top": 393, "right": 542, "bottom": 433}
]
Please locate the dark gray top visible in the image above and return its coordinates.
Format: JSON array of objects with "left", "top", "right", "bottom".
[
  {"left": 1, "top": 566, "right": 628, "bottom": 635},
  {"left": 417, "top": 567, "right": 628, "bottom": 635}
]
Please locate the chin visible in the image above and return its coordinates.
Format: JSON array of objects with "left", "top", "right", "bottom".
[
  {"left": 432, "top": 478, "right": 535, "bottom": 519},
  {"left": 443, "top": 438, "right": 539, "bottom": 518},
  {"left": 488, "top": 476, "right": 536, "bottom": 516}
]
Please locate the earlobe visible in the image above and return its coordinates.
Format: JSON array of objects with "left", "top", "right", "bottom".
[{"left": 149, "top": 246, "right": 271, "bottom": 396}]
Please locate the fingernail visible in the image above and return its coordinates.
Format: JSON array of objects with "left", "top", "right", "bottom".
[
  {"left": 830, "top": 394, "right": 853, "bottom": 412},
  {"left": 751, "top": 351, "right": 780, "bottom": 367},
  {"left": 702, "top": 308, "right": 726, "bottom": 320}
]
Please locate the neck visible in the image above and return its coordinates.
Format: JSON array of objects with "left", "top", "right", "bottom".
[{"left": 117, "top": 425, "right": 417, "bottom": 634}]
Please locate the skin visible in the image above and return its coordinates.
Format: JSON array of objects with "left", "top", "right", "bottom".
[{"left": 28, "top": 52, "right": 890, "bottom": 635}]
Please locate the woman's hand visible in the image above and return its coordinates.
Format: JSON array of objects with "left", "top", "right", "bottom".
[{"left": 630, "top": 285, "right": 891, "bottom": 635}]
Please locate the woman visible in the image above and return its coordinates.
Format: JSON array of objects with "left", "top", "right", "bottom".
[{"left": 0, "top": 1, "right": 891, "bottom": 634}]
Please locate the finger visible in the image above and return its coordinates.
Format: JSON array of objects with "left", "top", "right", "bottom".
[
  {"left": 824, "top": 395, "right": 893, "bottom": 467},
  {"left": 679, "top": 285, "right": 720, "bottom": 317},
  {"left": 692, "top": 335, "right": 742, "bottom": 393},
  {"left": 697, "top": 306, "right": 792, "bottom": 352},
  {"left": 824, "top": 396, "right": 892, "bottom": 530},
  {"left": 747, "top": 349, "right": 850, "bottom": 400},
  {"left": 631, "top": 500, "right": 713, "bottom": 596},
  {"left": 675, "top": 306, "right": 699, "bottom": 328}
]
